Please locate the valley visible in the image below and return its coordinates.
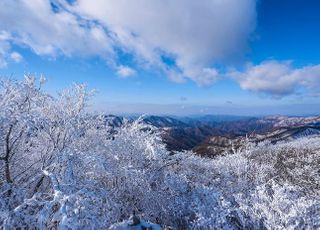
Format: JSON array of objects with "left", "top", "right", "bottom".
[{"left": 104, "top": 114, "right": 320, "bottom": 157}]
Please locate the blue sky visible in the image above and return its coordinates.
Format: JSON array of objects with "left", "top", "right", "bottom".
[
  {"left": 252, "top": 0, "right": 320, "bottom": 65},
  {"left": 0, "top": 0, "right": 320, "bottom": 115}
]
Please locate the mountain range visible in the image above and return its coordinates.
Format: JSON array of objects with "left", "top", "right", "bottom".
[{"left": 103, "top": 114, "right": 320, "bottom": 157}]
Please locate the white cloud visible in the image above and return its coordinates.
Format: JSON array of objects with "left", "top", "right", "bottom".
[
  {"left": 0, "top": 0, "right": 113, "bottom": 62},
  {"left": 231, "top": 60, "right": 320, "bottom": 97},
  {"left": 10, "top": 52, "right": 23, "bottom": 63},
  {"left": 2, "top": 0, "right": 319, "bottom": 99},
  {"left": 0, "top": 0, "right": 256, "bottom": 84},
  {"left": 72, "top": 0, "right": 256, "bottom": 84},
  {"left": 116, "top": 65, "right": 136, "bottom": 78},
  {"left": 0, "top": 31, "right": 11, "bottom": 67}
]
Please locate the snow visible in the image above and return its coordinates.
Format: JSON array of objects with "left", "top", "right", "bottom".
[
  {"left": 109, "top": 217, "right": 162, "bottom": 230},
  {"left": 0, "top": 77, "right": 319, "bottom": 229}
]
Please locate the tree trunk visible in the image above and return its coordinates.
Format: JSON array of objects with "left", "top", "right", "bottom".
[
  {"left": 4, "top": 159, "right": 13, "bottom": 183},
  {"left": 3, "top": 125, "right": 13, "bottom": 183},
  {"left": 33, "top": 175, "right": 45, "bottom": 194}
]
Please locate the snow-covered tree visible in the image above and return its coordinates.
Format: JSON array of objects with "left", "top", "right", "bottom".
[{"left": 0, "top": 77, "right": 319, "bottom": 229}]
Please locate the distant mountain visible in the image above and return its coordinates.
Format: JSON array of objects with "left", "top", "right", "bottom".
[
  {"left": 160, "top": 117, "right": 276, "bottom": 152},
  {"left": 102, "top": 114, "right": 320, "bottom": 156},
  {"left": 194, "top": 123, "right": 320, "bottom": 158},
  {"left": 178, "top": 114, "right": 251, "bottom": 124},
  {"left": 193, "top": 136, "right": 246, "bottom": 158},
  {"left": 141, "top": 115, "right": 188, "bottom": 128},
  {"left": 257, "top": 115, "right": 320, "bottom": 128},
  {"left": 252, "top": 125, "right": 320, "bottom": 143},
  {"left": 103, "top": 114, "right": 125, "bottom": 127}
]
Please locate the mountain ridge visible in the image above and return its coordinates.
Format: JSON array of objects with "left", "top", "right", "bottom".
[{"left": 102, "top": 114, "right": 320, "bottom": 156}]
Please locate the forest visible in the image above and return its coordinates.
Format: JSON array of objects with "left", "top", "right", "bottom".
[{"left": 0, "top": 77, "right": 319, "bottom": 229}]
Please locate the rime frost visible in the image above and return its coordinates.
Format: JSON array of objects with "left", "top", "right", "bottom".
[{"left": 0, "top": 77, "right": 319, "bottom": 229}]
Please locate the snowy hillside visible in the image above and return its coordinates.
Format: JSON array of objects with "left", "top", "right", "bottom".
[{"left": 0, "top": 78, "right": 319, "bottom": 229}]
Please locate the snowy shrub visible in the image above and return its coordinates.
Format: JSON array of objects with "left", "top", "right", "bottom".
[{"left": 0, "top": 77, "right": 319, "bottom": 229}]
